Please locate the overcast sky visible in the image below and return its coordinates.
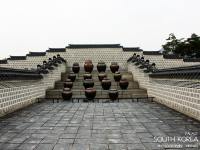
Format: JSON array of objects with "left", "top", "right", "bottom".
[{"left": 0, "top": 0, "right": 200, "bottom": 59}]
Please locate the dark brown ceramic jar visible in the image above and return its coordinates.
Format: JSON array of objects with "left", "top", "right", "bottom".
[
  {"left": 114, "top": 72, "right": 121, "bottom": 82},
  {"left": 110, "top": 62, "right": 119, "bottom": 73},
  {"left": 68, "top": 72, "right": 76, "bottom": 82},
  {"left": 101, "top": 78, "right": 111, "bottom": 90},
  {"left": 83, "top": 73, "right": 92, "bottom": 80},
  {"left": 63, "top": 88, "right": 70, "bottom": 91},
  {"left": 84, "top": 60, "right": 93, "bottom": 73},
  {"left": 119, "top": 78, "right": 129, "bottom": 90},
  {"left": 64, "top": 79, "right": 73, "bottom": 89},
  {"left": 97, "top": 61, "right": 106, "bottom": 72},
  {"left": 109, "top": 89, "right": 119, "bottom": 101},
  {"left": 62, "top": 88, "right": 72, "bottom": 100},
  {"left": 85, "top": 60, "right": 92, "bottom": 64},
  {"left": 98, "top": 72, "right": 107, "bottom": 81},
  {"left": 85, "top": 88, "right": 96, "bottom": 100},
  {"left": 65, "top": 79, "right": 71, "bottom": 82},
  {"left": 83, "top": 79, "right": 94, "bottom": 89},
  {"left": 73, "top": 62, "right": 79, "bottom": 66},
  {"left": 72, "top": 62, "right": 80, "bottom": 74}
]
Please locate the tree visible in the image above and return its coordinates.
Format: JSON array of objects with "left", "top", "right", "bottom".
[
  {"left": 162, "top": 33, "right": 183, "bottom": 55},
  {"left": 162, "top": 33, "right": 200, "bottom": 58},
  {"left": 186, "top": 33, "right": 200, "bottom": 58}
]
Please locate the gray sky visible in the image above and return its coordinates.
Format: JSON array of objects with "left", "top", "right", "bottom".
[{"left": 0, "top": 0, "right": 200, "bottom": 59}]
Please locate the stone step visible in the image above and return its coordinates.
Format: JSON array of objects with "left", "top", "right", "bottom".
[
  {"left": 46, "top": 89, "right": 147, "bottom": 99},
  {"left": 61, "top": 71, "right": 133, "bottom": 81},
  {"left": 64, "top": 77, "right": 133, "bottom": 82},
  {"left": 46, "top": 69, "right": 148, "bottom": 100},
  {"left": 65, "top": 69, "right": 129, "bottom": 74},
  {"left": 54, "top": 81, "right": 139, "bottom": 89}
]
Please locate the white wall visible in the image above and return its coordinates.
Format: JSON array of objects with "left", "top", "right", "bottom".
[
  {"left": 0, "top": 63, "right": 66, "bottom": 117},
  {"left": 128, "top": 63, "right": 200, "bottom": 121}
]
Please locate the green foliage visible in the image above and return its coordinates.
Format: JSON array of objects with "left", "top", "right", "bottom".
[{"left": 162, "top": 33, "right": 200, "bottom": 58}]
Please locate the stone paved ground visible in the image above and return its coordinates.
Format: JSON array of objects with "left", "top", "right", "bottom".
[{"left": 0, "top": 101, "right": 199, "bottom": 150}]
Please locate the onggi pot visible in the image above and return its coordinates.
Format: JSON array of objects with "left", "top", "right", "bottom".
[
  {"left": 68, "top": 72, "right": 76, "bottom": 82},
  {"left": 98, "top": 72, "right": 107, "bottom": 81},
  {"left": 101, "top": 78, "right": 111, "bottom": 90},
  {"left": 84, "top": 60, "right": 93, "bottom": 73},
  {"left": 83, "top": 73, "right": 92, "bottom": 80},
  {"left": 62, "top": 88, "right": 72, "bottom": 101},
  {"left": 119, "top": 78, "right": 129, "bottom": 90},
  {"left": 85, "top": 88, "right": 96, "bottom": 100},
  {"left": 85, "top": 60, "right": 92, "bottom": 64},
  {"left": 114, "top": 72, "right": 121, "bottom": 82},
  {"left": 110, "top": 62, "right": 119, "bottom": 73},
  {"left": 83, "top": 79, "right": 94, "bottom": 89},
  {"left": 72, "top": 62, "right": 80, "bottom": 74},
  {"left": 64, "top": 79, "right": 73, "bottom": 89},
  {"left": 109, "top": 89, "right": 119, "bottom": 101},
  {"left": 97, "top": 61, "right": 106, "bottom": 72}
]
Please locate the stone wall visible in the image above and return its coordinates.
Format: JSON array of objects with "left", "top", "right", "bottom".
[
  {"left": 143, "top": 55, "right": 200, "bottom": 69},
  {"left": 64, "top": 48, "right": 127, "bottom": 69},
  {"left": 0, "top": 53, "right": 66, "bottom": 69},
  {"left": 128, "top": 63, "right": 200, "bottom": 121},
  {"left": 0, "top": 64, "right": 66, "bottom": 117}
]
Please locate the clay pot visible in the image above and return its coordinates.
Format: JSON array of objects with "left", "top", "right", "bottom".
[
  {"left": 84, "top": 62, "right": 93, "bottom": 73},
  {"left": 65, "top": 79, "right": 71, "bottom": 82},
  {"left": 64, "top": 79, "right": 73, "bottom": 89},
  {"left": 83, "top": 73, "right": 92, "bottom": 80},
  {"left": 83, "top": 79, "right": 94, "bottom": 89},
  {"left": 101, "top": 78, "right": 111, "bottom": 90},
  {"left": 114, "top": 72, "right": 121, "bottom": 82},
  {"left": 85, "top": 88, "right": 96, "bottom": 100},
  {"left": 85, "top": 60, "right": 92, "bottom": 64},
  {"left": 68, "top": 72, "right": 76, "bottom": 82},
  {"left": 97, "top": 61, "right": 106, "bottom": 72},
  {"left": 72, "top": 63, "right": 80, "bottom": 74},
  {"left": 63, "top": 88, "right": 71, "bottom": 91},
  {"left": 84, "top": 60, "right": 93, "bottom": 73},
  {"left": 119, "top": 78, "right": 129, "bottom": 90},
  {"left": 98, "top": 72, "right": 107, "bottom": 81},
  {"left": 109, "top": 89, "right": 119, "bottom": 101},
  {"left": 110, "top": 62, "right": 119, "bottom": 73},
  {"left": 73, "top": 62, "right": 79, "bottom": 66},
  {"left": 62, "top": 88, "right": 72, "bottom": 100}
]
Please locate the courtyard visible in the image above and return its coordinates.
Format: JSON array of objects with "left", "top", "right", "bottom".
[{"left": 0, "top": 101, "right": 199, "bottom": 150}]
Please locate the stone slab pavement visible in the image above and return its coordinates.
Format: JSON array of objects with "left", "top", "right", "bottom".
[{"left": 0, "top": 101, "right": 199, "bottom": 150}]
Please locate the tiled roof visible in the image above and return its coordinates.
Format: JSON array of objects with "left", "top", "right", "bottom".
[
  {"left": 47, "top": 48, "right": 66, "bottom": 52},
  {"left": 27, "top": 52, "right": 46, "bottom": 56},
  {"left": 143, "top": 51, "right": 162, "bottom": 55},
  {"left": 8, "top": 56, "right": 27, "bottom": 60},
  {"left": 123, "top": 47, "right": 142, "bottom": 52},
  {"left": 67, "top": 44, "right": 122, "bottom": 49},
  {"left": 163, "top": 54, "right": 183, "bottom": 59},
  {"left": 0, "top": 59, "right": 8, "bottom": 64}
]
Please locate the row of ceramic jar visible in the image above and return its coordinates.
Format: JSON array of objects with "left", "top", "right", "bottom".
[
  {"left": 72, "top": 61, "right": 119, "bottom": 73},
  {"left": 64, "top": 73, "right": 129, "bottom": 90},
  {"left": 62, "top": 88, "right": 119, "bottom": 101}
]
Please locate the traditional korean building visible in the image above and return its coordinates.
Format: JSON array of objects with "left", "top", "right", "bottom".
[{"left": 0, "top": 44, "right": 199, "bottom": 149}]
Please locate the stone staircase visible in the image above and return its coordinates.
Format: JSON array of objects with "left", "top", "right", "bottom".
[{"left": 46, "top": 68, "right": 147, "bottom": 100}]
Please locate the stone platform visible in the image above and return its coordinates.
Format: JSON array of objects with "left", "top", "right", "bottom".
[
  {"left": 0, "top": 101, "right": 199, "bottom": 150},
  {"left": 46, "top": 70, "right": 148, "bottom": 99}
]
